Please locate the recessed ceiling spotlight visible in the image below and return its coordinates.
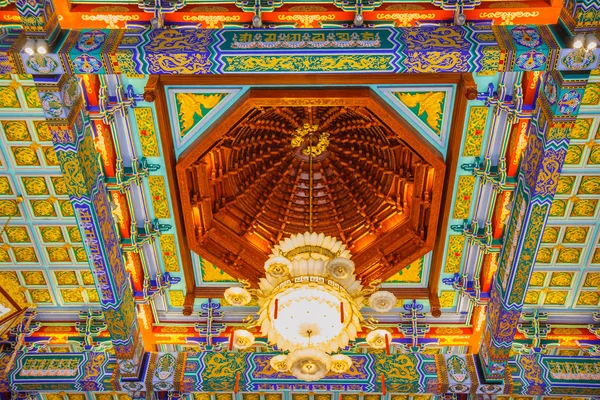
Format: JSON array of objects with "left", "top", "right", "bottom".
[
  {"left": 573, "top": 33, "right": 586, "bottom": 49},
  {"left": 23, "top": 39, "right": 35, "bottom": 55},
  {"left": 586, "top": 34, "right": 598, "bottom": 50},
  {"left": 36, "top": 39, "right": 48, "bottom": 54}
]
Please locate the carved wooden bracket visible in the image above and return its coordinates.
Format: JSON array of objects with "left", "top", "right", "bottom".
[{"left": 143, "top": 75, "right": 159, "bottom": 103}]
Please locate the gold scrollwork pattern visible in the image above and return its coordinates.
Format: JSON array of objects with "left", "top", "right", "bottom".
[
  {"left": 375, "top": 13, "right": 435, "bottom": 27},
  {"left": 222, "top": 55, "right": 393, "bottom": 72},
  {"left": 277, "top": 14, "right": 336, "bottom": 28},
  {"left": 81, "top": 14, "right": 140, "bottom": 29},
  {"left": 182, "top": 14, "right": 241, "bottom": 29},
  {"left": 478, "top": 11, "right": 540, "bottom": 25}
]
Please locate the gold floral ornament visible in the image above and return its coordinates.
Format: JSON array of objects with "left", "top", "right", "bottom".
[
  {"left": 232, "top": 329, "right": 255, "bottom": 350},
  {"left": 264, "top": 256, "right": 292, "bottom": 280},
  {"left": 269, "top": 354, "right": 290, "bottom": 372},
  {"left": 287, "top": 348, "right": 332, "bottom": 382},
  {"left": 327, "top": 257, "right": 355, "bottom": 280},
  {"left": 330, "top": 354, "right": 353, "bottom": 374},
  {"left": 368, "top": 291, "right": 397, "bottom": 313},
  {"left": 366, "top": 329, "right": 392, "bottom": 349},
  {"left": 224, "top": 287, "right": 252, "bottom": 306}
]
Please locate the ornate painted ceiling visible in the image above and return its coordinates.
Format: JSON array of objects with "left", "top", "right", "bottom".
[{"left": 0, "top": 0, "right": 600, "bottom": 398}]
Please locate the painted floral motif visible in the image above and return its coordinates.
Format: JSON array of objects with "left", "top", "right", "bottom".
[
  {"left": 561, "top": 49, "right": 597, "bottom": 70},
  {"left": 550, "top": 271, "right": 574, "bottom": 286},
  {"left": 39, "top": 226, "right": 64, "bottom": 242},
  {"left": 23, "top": 86, "right": 41, "bottom": 108},
  {"left": 544, "top": 291, "right": 567, "bottom": 305},
  {"left": 41, "top": 92, "right": 63, "bottom": 117},
  {"left": 30, "top": 289, "right": 52, "bottom": 303},
  {"left": 12, "top": 146, "right": 40, "bottom": 166},
  {"left": 593, "top": 248, "right": 600, "bottom": 264},
  {"left": 54, "top": 271, "right": 78, "bottom": 286},
  {"left": 51, "top": 177, "right": 68, "bottom": 195},
  {"left": 543, "top": 74, "right": 558, "bottom": 105},
  {"left": 73, "top": 54, "right": 102, "bottom": 74},
  {"left": 62, "top": 77, "right": 80, "bottom": 108},
  {"left": 529, "top": 271, "right": 546, "bottom": 286},
  {"left": 558, "top": 90, "right": 582, "bottom": 115},
  {"left": 446, "top": 355, "right": 468, "bottom": 383},
  {"left": 59, "top": 200, "right": 75, "bottom": 217},
  {"left": 43, "top": 146, "right": 59, "bottom": 166},
  {"left": 463, "top": 106, "right": 488, "bottom": 157},
  {"left": 453, "top": 175, "right": 476, "bottom": 219},
  {"left": 583, "top": 273, "right": 600, "bottom": 288},
  {"left": 201, "top": 258, "right": 236, "bottom": 283},
  {"left": 555, "top": 176, "right": 575, "bottom": 195},
  {"left": 578, "top": 176, "right": 600, "bottom": 194},
  {"left": 515, "top": 50, "right": 546, "bottom": 71},
  {"left": 169, "top": 290, "right": 185, "bottom": 307},
  {"left": 159, "top": 234, "right": 179, "bottom": 272},
  {"left": 571, "top": 199, "right": 598, "bottom": 217},
  {"left": 22, "top": 270, "right": 45, "bottom": 285},
  {"left": 563, "top": 226, "right": 589, "bottom": 243},
  {"left": 134, "top": 108, "right": 160, "bottom": 157},
  {"left": 395, "top": 91, "right": 445, "bottom": 136},
  {"left": 564, "top": 144, "right": 584, "bottom": 164},
  {"left": 541, "top": 226, "right": 559, "bottom": 243},
  {"left": 511, "top": 26, "right": 542, "bottom": 48},
  {"left": 81, "top": 271, "right": 95, "bottom": 286},
  {"left": 46, "top": 247, "right": 71, "bottom": 262},
  {"left": 439, "top": 291, "right": 456, "bottom": 308},
  {"left": 13, "top": 247, "right": 38, "bottom": 262},
  {"left": 536, "top": 247, "right": 553, "bottom": 263},
  {"left": 22, "top": 176, "right": 49, "bottom": 195},
  {"left": 385, "top": 257, "right": 423, "bottom": 283},
  {"left": 0, "top": 177, "right": 13, "bottom": 195},
  {"left": 571, "top": 119, "right": 592, "bottom": 140},
  {"left": 0, "top": 87, "right": 20, "bottom": 108},
  {"left": 5, "top": 227, "right": 30, "bottom": 243},
  {"left": 31, "top": 200, "right": 57, "bottom": 217},
  {"left": 556, "top": 248, "right": 581, "bottom": 264},
  {"left": 2, "top": 121, "right": 31, "bottom": 141},
  {"left": 444, "top": 235, "right": 465, "bottom": 273},
  {"left": 76, "top": 30, "right": 106, "bottom": 52},
  {"left": 148, "top": 176, "right": 170, "bottom": 219},
  {"left": 576, "top": 291, "right": 599, "bottom": 306},
  {"left": 61, "top": 289, "right": 84, "bottom": 303},
  {"left": 582, "top": 83, "right": 600, "bottom": 106},
  {"left": 87, "top": 289, "right": 100, "bottom": 302},
  {"left": 67, "top": 226, "right": 82, "bottom": 242},
  {"left": 0, "top": 200, "right": 21, "bottom": 217},
  {"left": 0, "top": 248, "right": 10, "bottom": 262},
  {"left": 587, "top": 145, "right": 600, "bottom": 165},
  {"left": 74, "top": 247, "right": 87, "bottom": 262},
  {"left": 34, "top": 121, "right": 51, "bottom": 142},
  {"left": 26, "top": 54, "right": 59, "bottom": 74},
  {"left": 176, "top": 92, "right": 226, "bottom": 137}
]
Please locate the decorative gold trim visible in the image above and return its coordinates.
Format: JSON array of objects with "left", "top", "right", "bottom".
[
  {"left": 81, "top": 14, "right": 140, "bottom": 29},
  {"left": 182, "top": 14, "right": 241, "bottom": 29},
  {"left": 277, "top": 14, "right": 336, "bottom": 28},
  {"left": 479, "top": 11, "right": 539, "bottom": 25},
  {"left": 376, "top": 13, "right": 436, "bottom": 26}
]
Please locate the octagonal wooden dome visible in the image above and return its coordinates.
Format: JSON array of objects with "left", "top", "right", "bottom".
[{"left": 176, "top": 88, "right": 445, "bottom": 285}]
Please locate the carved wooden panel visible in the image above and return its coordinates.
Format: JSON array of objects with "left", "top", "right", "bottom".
[{"left": 176, "top": 89, "right": 445, "bottom": 285}]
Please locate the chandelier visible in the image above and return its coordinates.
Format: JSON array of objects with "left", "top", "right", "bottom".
[
  {"left": 224, "top": 232, "right": 397, "bottom": 381},
  {"left": 223, "top": 122, "right": 397, "bottom": 381}
]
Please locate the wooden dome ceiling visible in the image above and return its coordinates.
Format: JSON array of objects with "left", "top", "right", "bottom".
[{"left": 176, "top": 89, "right": 445, "bottom": 285}]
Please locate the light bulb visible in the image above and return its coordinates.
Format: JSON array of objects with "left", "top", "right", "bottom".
[
  {"left": 23, "top": 39, "right": 35, "bottom": 55},
  {"left": 586, "top": 34, "right": 598, "bottom": 50},
  {"left": 573, "top": 34, "right": 586, "bottom": 49},
  {"left": 36, "top": 39, "right": 48, "bottom": 54}
]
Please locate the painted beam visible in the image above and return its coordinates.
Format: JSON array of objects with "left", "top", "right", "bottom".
[
  {"left": 1, "top": 351, "right": 600, "bottom": 396},
  {"left": 1, "top": 23, "right": 600, "bottom": 76},
  {"left": 478, "top": 70, "right": 590, "bottom": 381}
]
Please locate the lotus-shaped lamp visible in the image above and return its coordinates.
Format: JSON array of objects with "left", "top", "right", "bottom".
[
  {"left": 366, "top": 329, "right": 391, "bottom": 349},
  {"left": 264, "top": 256, "right": 292, "bottom": 279},
  {"left": 232, "top": 329, "right": 255, "bottom": 350},
  {"left": 269, "top": 354, "right": 290, "bottom": 372},
  {"left": 368, "top": 291, "right": 396, "bottom": 313},
  {"left": 224, "top": 287, "right": 252, "bottom": 306},
  {"left": 327, "top": 257, "right": 355, "bottom": 280},
  {"left": 330, "top": 354, "right": 353, "bottom": 374},
  {"left": 287, "top": 348, "right": 332, "bottom": 381}
]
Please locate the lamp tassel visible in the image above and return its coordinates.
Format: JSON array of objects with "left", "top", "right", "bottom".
[
  {"left": 234, "top": 372, "right": 240, "bottom": 394},
  {"left": 340, "top": 302, "right": 344, "bottom": 323},
  {"left": 229, "top": 330, "right": 234, "bottom": 351},
  {"left": 274, "top": 298, "right": 279, "bottom": 319},
  {"left": 385, "top": 333, "right": 390, "bottom": 355},
  {"left": 381, "top": 374, "right": 386, "bottom": 396}
]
